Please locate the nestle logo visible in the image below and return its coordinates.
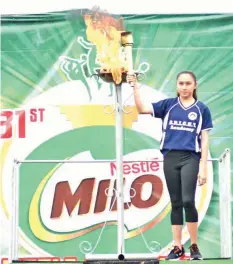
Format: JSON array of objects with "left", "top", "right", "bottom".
[{"left": 110, "top": 159, "right": 160, "bottom": 176}]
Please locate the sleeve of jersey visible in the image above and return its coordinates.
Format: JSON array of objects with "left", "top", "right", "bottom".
[
  {"left": 151, "top": 99, "right": 168, "bottom": 119},
  {"left": 201, "top": 107, "right": 213, "bottom": 131}
]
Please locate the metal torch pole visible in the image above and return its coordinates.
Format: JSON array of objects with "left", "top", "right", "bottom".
[{"left": 115, "top": 83, "right": 125, "bottom": 257}]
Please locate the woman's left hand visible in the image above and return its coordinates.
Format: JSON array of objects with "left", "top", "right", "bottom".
[{"left": 198, "top": 164, "right": 207, "bottom": 186}]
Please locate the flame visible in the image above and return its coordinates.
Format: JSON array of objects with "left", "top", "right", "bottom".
[{"left": 84, "top": 9, "right": 128, "bottom": 84}]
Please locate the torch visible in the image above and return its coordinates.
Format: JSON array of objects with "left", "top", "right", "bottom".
[{"left": 85, "top": 14, "right": 159, "bottom": 262}]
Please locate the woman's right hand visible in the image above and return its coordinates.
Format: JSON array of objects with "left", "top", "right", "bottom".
[{"left": 126, "top": 73, "right": 137, "bottom": 87}]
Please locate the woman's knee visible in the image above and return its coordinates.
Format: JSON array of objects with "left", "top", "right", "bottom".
[
  {"left": 183, "top": 200, "right": 195, "bottom": 209},
  {"left": 171, "top": 200, "right": 183, "bottom": 209}
]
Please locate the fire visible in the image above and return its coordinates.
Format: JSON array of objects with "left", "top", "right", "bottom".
[{"left": 84, "top": 9, "right": 128, "bottom": 84}]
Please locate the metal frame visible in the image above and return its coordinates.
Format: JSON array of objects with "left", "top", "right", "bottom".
[
  {"left": 8, "top": 82, "right": 232, "bottom": 262},
  {"left": 9, "top": 151, "right": 232, "bottom": 262}
]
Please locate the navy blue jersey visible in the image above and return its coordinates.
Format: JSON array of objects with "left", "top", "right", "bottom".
[{"left": 152, "top": 97, "right": 213, "bottom": 158}]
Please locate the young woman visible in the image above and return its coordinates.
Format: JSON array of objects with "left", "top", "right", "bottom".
[{"left": 127, "top": 71, "right": 213, "bottom": 260}]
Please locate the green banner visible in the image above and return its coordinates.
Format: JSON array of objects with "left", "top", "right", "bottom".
[{"left": 1, "top": 11, "right": 233, "bottom": 260}]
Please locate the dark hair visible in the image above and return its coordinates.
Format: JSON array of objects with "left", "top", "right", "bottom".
[{"left": 176, "top": 71, "right": 197, "bottom": 100}]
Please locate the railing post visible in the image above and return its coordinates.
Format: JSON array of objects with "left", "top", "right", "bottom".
[{"left": 219, "top": 148, "right": 232, "bottom": 259}]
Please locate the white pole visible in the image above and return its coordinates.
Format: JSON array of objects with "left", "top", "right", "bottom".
[
  {"left": 14, "top": 158, "right": 218, "bottom": 164},
  {"left": 219, "top": 148, "right": 232, "bottom": 259},
  {"left": 9, "top": 161, "right": 16, "bottom": 263},
  {"left": 15, "top": 162, "right": 20, "bottom": 261},
  {"left": 115, "top": 84, "right": 125, "bottom": 256},
  {"left": 10, "top": 160, "right": 19, "bottom": 262}
]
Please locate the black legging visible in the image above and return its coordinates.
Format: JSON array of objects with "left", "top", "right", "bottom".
[{"left": 163, "top": 150, "right": 199, "bottom": 225}]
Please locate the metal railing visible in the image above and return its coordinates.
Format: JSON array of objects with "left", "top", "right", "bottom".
[{"left": 9, "top": 148, "right": 232, "bottom": 262}]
